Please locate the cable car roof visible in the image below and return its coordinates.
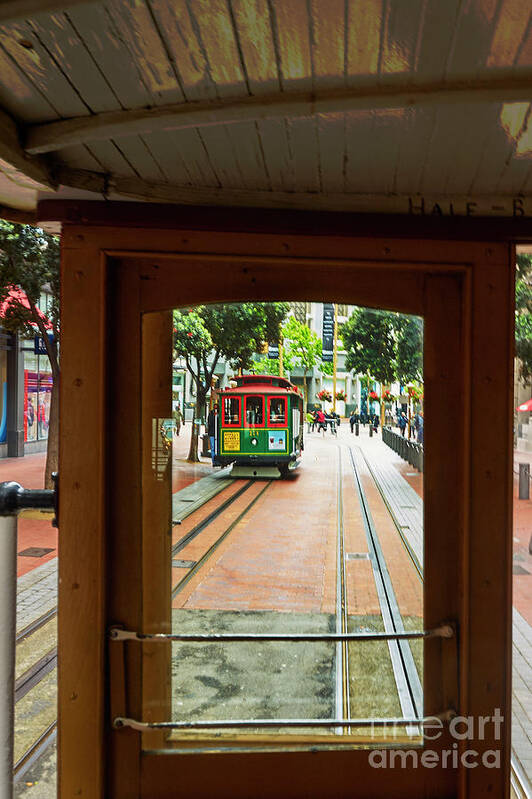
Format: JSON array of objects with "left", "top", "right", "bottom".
[
  {"left": 0, "top": 0, "right": 531, "bottom": 224},
  {"left": 223, "top": 375, "right": 300, "bottom": 394}
]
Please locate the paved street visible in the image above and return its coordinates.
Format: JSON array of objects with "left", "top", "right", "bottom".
[{"left": 7, "top": 423, "right": 532, "bottom": 792}]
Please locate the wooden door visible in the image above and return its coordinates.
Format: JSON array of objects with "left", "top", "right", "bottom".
[{"left": 59, "top": 224, "right": 513, "bottom": 799}]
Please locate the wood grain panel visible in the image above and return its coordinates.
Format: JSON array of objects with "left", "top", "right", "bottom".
[
  {"left": 413, "top": 0, "right": 462, "bottom": 82},
  {"left": 0, "top": 19, "right": 90, "bottom": 116},
  {"left": 107, "top": 0, "right": 185, "bottom": 105},
  {"left": 317, "top": 113, "right": 346, "bottom": 193},
  {"left": 113, "top": 134, "right": 167, "bottom": 183},
  {"left": 287, "top": 116, "right": 320, "bottom": 192},
  {"left": 187, "top": 0, "right": 246, "bottom": 97},
  {"left": 232, "top": 0, "right": 279, "bottom": 95},
  {"left": 346, "top": 0, "right": 383, "bottom": 81},
  {"left": 66, "top": 3, "right": 156, "bottom": 109},
  {"left": 226, "top": 120, "right": 270, "bottom": 190},
  {"left": 171, "top": 128, "right": 221, "bottom": 186},
  {"left": 28, "top": 12, "right": 119, "bottom": 113},
  {"left": 310, "top": 0, "right": 345, "bottom": 89},
  {"left": 0, "top": 46, "right": 58, "bottom": 121},
  {"left": 486, "top": 0, "right": 532, "bottom": 68},
  {"left": 59, "top": 243, "right": 107, "bottom": 799},
  {"left": 466, "top": 242, "right": 514, "bottom": 797},
  {"left": 344, "top": 109, "right": 376, "bottom": 192},
  {"left": 149, "top": 0, "right": 215, "bottom": 101},
  {"left": 394, "top": 107, "right": 436, "bottom": 194},
  {"left": 256, "top": 118, "right": 294, "bottom": 191},
  {"left": 141, "top": 310, "right": 172, "bottom": 751},
  {"left": 199, "top": 124, "right": 245, "bottom": 188},
  {"left": 272, "top": 0, "right": 312, "bottom": 90},
  {"left": 86, "top": 139, "right": 138, "bottom": 177},
  {"left": 446, "top": 0, "right": 499, "bottom": 77},
  {"left": 60, "top": 143, "right": 106, "bottom": 171},
  {"left": 380, "top": 0, "right": 423, "bottom": 77},
  {"left": 141, "top": 130, "right": 193, "bottom": 184}
]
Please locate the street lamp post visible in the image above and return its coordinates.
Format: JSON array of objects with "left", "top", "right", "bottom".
[{"left": 332, "top": 304, "right": 338, "bottom": 412}]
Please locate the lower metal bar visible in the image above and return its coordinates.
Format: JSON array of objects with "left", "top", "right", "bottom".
[
  {"left": 109, "top": 626, "right": 453, "bottom": 643},
  {"left": 114, "top": 711, "right": 455, "bottom": 732}
]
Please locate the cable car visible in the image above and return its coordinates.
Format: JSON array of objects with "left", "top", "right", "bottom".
[{"left": 215, "top": 375, "right": 304, "bottom": 477}]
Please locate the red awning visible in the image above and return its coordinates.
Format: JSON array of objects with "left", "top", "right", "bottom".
[
  {"left": 516, "top": 398, "right": 532, "bottom": 412},
  {"left": 0, "top": 288, "right": 52, "bottom": 329}
]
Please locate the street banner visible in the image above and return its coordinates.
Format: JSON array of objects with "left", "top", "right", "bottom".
[
  {"left": 268, "top": 344, "right": 279, "bottom": 359},
  {"left": 322, "top": 304, "right": 335, "bottom": 362}
]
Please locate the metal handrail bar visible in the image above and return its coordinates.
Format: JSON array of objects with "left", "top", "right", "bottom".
[
  {"left": 109, "top": 624, "right": 454, "bottom": 643},
  {"left": 114, "top": 709, "right": 456, "bottom": 732}
]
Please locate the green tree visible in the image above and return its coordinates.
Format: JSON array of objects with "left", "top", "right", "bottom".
[
  {"left": 516, "top": 254, "right": 532, "bottom": 382},
  {"left": 281, "top": 316, "right": 322, "bottom": 405},
  {"left": 394, "top": 315, "right": 423, "bottom": 383},
  {"left": 174, "top": 302, "right": 288, "bottom": 462},
  {"left": 341, "top": 308, "right": 397, "bottom": 384},
  {"left": 0, "top": 221, "right": 59, "bottom": 488}
]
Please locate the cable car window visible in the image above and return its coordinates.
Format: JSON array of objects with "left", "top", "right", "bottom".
[
  {"left": 223, "top": 396, "right": 240, "bottom": 426},
  {"left": 245, "top": 395, "right": 264, "bottom": 426},
  {"left": 269, "top": 397, "right": 286, "bottom": 425}
]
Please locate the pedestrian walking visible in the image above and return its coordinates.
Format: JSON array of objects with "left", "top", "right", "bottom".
[
  {"left": 398, "top": 412, "right": 407, "bottom": 437},
  {"left": 349, "top": 410, "right": 356, "bottom": 433},
  {"left": 207, "top": 405, "right": 218, "bottom": 466},
  {"left": 417, "top": 412, "right": 424, "bottom": 444},
  {"left": 316, "top": 409, "right": 326, "bottom": 434},
  {"left": 173, "top": 402, "right": 183, "bottom": 436},
  {"left": 373, "top": 414, "right": 379, "bottom": 433}
]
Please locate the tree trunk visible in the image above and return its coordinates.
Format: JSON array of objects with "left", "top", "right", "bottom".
[
  {"left": 303, "top": 373, "right": 308, "bottom": 408},
  {"left": 187, "top": 391, "right": 206, "bottom": 462},
  {"left": 44, "top": 376, "right": 59, "bottom": 489}
]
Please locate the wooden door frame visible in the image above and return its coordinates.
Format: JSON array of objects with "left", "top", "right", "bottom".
[{"left": 59, "top": 223, "right": 514, "bottom": 799}]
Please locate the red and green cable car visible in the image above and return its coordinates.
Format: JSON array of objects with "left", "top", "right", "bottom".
[{"left": 214, "top": 375, "right": 304, "bottom": 478}]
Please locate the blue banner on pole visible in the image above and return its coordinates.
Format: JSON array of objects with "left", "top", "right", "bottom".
[{"left": 322, "top": 304, "right": 335, "bottom": 362}]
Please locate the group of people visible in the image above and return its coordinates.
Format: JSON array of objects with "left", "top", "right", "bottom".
[
  {"left": 398, "top": 410, "right": 424, "bottom": 443},
  {"left": 306, "top": 408, "right": 341, "bottom": 435},
  {"left": 348, "top": 409, "right": 379, "bottom": 433}
]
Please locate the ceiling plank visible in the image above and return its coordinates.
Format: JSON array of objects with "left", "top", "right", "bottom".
[
  {"left": 54, "top": 164, "right": 532, "bottom": 217},
  {"left": 0, "top": 107, "right": 54, "bottom": 188},
  {"left": 26, "top": 75, "right": 532, "bottom": 155},
  {"left": 0, "top": 0, "right": 92, "bottom": 23}
]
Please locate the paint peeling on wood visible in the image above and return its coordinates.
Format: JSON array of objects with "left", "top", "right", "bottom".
[
  {"left": 272, "top": 0, "right": 312, "bottom": 90},
  {"left": 187, "top": 0, "right": 246, "bottom": 96},
  {"left": 231, "top": 0, "right": 279, "bottom": 95},
  {"left": 107, "top": 0, "right": 184, "bottom": 102},
  {"left": 150, "top": 0, "right": 215, "bottom": 101},
  {"left": 346, "top": 0, "right": 382, "bottom": 81}
]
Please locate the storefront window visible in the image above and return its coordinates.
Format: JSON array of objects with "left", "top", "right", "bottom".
[{"left": 24, "top": 350, "right": 53, "bottom": 442}]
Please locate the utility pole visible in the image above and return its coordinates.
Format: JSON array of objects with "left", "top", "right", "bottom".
[{"left": 332, "top": 303, "right": 338, "bottom": 412}]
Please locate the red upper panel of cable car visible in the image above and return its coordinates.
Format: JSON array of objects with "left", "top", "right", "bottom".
[{"left": 223, "top": 375, "right": 300, "bottom": 395}]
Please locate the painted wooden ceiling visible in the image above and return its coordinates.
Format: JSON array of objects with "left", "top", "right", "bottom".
[{"left": 0, "top": 0, "right": 531, "bottom": 219}]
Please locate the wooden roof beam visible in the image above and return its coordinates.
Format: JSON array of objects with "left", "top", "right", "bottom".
[
  {"left": 0, "top": 107, "right": 55, "bottom": 189},
  {"left": 54, "top": 165, "right": 532, "bottom": 217},
  {"left": 26, "top": 76, "right": 532, "bottom": 155}
]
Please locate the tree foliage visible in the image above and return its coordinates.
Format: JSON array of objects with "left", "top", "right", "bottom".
[
  {"left": 341, "top": 307, "right": 423, "bottom": 387},
  {"left": 341, "top": 308, "right": 397, "bottom": 384},
  {"left": 281, "top": 316, "right": 322, "bottom": 403},
  {"left": 0, "top": 221, "right": 60, "bottom": 487},
  {"left": 395, "top": 315, "right": 423, "bottom": 383},
  {"left": 173, "top": 302, "right": 288, "bottom": 461},
  {"left": 516, "top": 254, "right": 532, "bottom": 382}
]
